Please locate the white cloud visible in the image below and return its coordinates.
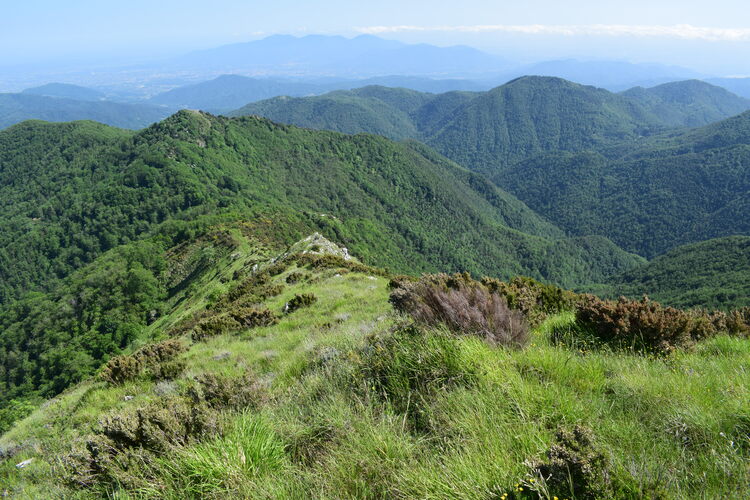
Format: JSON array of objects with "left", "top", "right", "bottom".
[{"left": 356, "top": 24, "right": 750, "bottom": 42}]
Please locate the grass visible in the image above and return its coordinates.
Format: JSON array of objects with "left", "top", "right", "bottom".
[{"left": 1, "top": 253, "right": 748, "bottom": 499}]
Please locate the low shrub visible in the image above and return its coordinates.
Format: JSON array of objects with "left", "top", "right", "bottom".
[
  {"left": 574, "top": 295, "right": 749, "bottom": 354},
  {"left": 186, "top": 373, "right": 264, "bottom": 410},
  {"left": 63, "top": 396, "right": 221, "bottom": 489},
  {"left": 294, "top": 253, "right": 388, "bottom": 277},
  {"left": 191, "top": 315, "right": 242, "bottom": 342},
  {"left": 532, "top": 425, "right": 612, "bottom": 500},
  {"left": 101, "top": 340, "right": 188, "bottom": 384},
  {"left": 230, "top": 307, "right": 279, "bottom": 328},
  {"left": 285, "top": 271, "right": 304, "bottom": 284},
  {"left": 286, "top": 293, "right": 318, "bottom": 313},
  {"left": 390, "top": 274, "right": 529, "bottom": 348},
  {"left": 482, "top": 276, "right": 579, "bottom": 326}
]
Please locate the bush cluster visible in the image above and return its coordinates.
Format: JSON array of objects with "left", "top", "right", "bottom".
[
  {"left": 286, "top": 293, "right": 318, "bottom": 313},
  {"left": 482, "top": 276, "right": 579, "bottom": 326},
  {"left": 191, "top": 315, "right": 242, "bottom": 342},
  {"left": 390, "top": 273, "right": 529, "bottom": 348},
  {"left": 100, "top": 339, "right": 187, "bottom": 385},
  {"left": 294, "top": 253, "right": 387, "bottom": 277},
  {"left": 575, "top": 295, "right": 750, "bottom": 354}
]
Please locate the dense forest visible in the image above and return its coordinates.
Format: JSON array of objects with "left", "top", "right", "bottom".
[{"left": 0, "top": 110, "right": 645, "bottom": 307}]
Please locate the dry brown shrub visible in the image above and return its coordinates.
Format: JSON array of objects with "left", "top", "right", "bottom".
[{"left": 391, "top": 274, "right": 529, "bottom": 348}]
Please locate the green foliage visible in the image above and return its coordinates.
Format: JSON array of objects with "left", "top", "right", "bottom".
[
  {"left": 286, "top": 293, "right": 318, "bottom": 313},
  {"left": 532, "top": 426, "right": 613, "bottom": 500},
  {"left": 0, "top": 400, "right": 37, "bottom": 435},
  {"left": 100, "top": 339, "right": 187, "bottom": 385},
  {"left": 482, "top": 275, "right": 580, "bottom": 326},
  {"left": 359, "top": 326, "right": 478, "bottom": 433},
  {"left": 0, "top": 110, "right": 638, "bottom": 308},
  {"left": 500, "top": 114, "right": 750, "bottom": 258}
]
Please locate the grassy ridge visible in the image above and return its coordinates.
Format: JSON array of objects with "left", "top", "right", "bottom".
[{"left": 1, "top": 243, "right": 747, "bottom": 498}]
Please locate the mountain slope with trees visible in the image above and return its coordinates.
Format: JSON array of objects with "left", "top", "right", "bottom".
[{"left": 0, "top": 111, "right": 642, "bottom": 305}]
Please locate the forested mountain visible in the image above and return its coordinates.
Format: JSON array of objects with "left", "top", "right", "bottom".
[
  {"left": 232, "top": 78, "right": 750, "bottom": 259},
  {"left": 621, "top": 80, "right": 750, "bottom": 127},
  {"left": 500, "top": 111, "right": 750, "bottom": 257},
  {"left": 234, "top": 77, "right": 749, "bottom": 174},
  {"left": 599, "top": 236, "right": 750, "bottom": 309},
  {"left": 0, "top": 93, "right": 172, "bottom": 130},
  {"left": 21, "top": 83, "right": 106, "bottom": 101},
  {"left": 0, "top": 111, "right": 643, "bottom": 306}
]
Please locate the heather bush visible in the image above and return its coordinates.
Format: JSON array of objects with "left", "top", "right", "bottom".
[
  {"left": 574, "top": 295, "right": 735, "bottom": 354},
  {"left": 390, "top": 274, "right": 529, "bottom": 348},
  {"left": 285, "top": 271, "right": 304, "bottom": 284},
  {"left": 63, "top": 396, "right": 221, "bottom": 489},
  {"left": 286, "top": 293, "right": 318, "bottom": 313}
]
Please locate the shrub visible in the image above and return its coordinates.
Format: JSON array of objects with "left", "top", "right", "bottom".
[
  {"left": 532, "top": 425, "right": 612, "bottom": 500},
  {"left": 285, "top": 271, "right": 304, "bottom": 284},
  {"left": 390, "top": 274, "right": 529, "bottom": 348},
  {"left": 295, "top": 253, "right": 388, "bottom": 277},
  {"left": 576, "top": 296, "right": 727, "bottom": 354},
  {"left": 482, "top": 276, "right": 579, "bottom": 326},
  {"left": 191, "top": 315, "right": 241, "bottom": 342},
  {"left": 63, "top": 396, "right": 221, "bottom": 489},
  {"left": 230, "top": 307, "right": 279, "bottom": 328},
  {"left": 101, "top": 339, "right": 188, "bottom": 384},
  {"left": 186, "top": 373, "right": 264, "bottom": 410},
  {"left": 286, "top": 293, "right": 318, "bottom": 313}
]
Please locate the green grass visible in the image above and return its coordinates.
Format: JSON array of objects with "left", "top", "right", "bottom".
[{"left": 1, "top": 259, "right": 748, "bottom": 499}]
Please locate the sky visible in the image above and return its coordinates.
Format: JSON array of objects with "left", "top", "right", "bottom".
[{"left": 2, "top": 0, "right": 749, "bottom": 73}]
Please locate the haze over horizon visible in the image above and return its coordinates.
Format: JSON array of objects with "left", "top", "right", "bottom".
[{"left": 3, "top": 0, "right": 750, "bottom": 76}]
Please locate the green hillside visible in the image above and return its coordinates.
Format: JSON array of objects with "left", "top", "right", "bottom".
[
  {"left": 1, "top": 231, "right": 747, "bottom": 499},
  {"left": 21, "top": 83, "right": 106, "bottom": 102},
  {"left": 0, "top": 93, "right": 172, "bottom": 130},
  {"left": 599, "top": 236, "right": 750, "bottom": 309},
  {"left": 0, "top": 111, "right": 643, "bottom": 305}
]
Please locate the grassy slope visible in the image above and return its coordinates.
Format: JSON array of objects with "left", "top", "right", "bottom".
[{"left": 1, "top": 239, "right": 747, "bottom": 499}]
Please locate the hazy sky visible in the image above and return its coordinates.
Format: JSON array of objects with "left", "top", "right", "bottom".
[{"left": 3, "top": 0, "right": 749, "bottom": 73}]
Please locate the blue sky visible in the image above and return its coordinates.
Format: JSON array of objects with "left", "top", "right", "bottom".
[{"left": 3, "top": 0, "right": 749, "bottom": 72}]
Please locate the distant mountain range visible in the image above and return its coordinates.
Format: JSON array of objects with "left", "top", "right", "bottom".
[{"left": 164, "top": 34, "right": 510, "bottom": 79}]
